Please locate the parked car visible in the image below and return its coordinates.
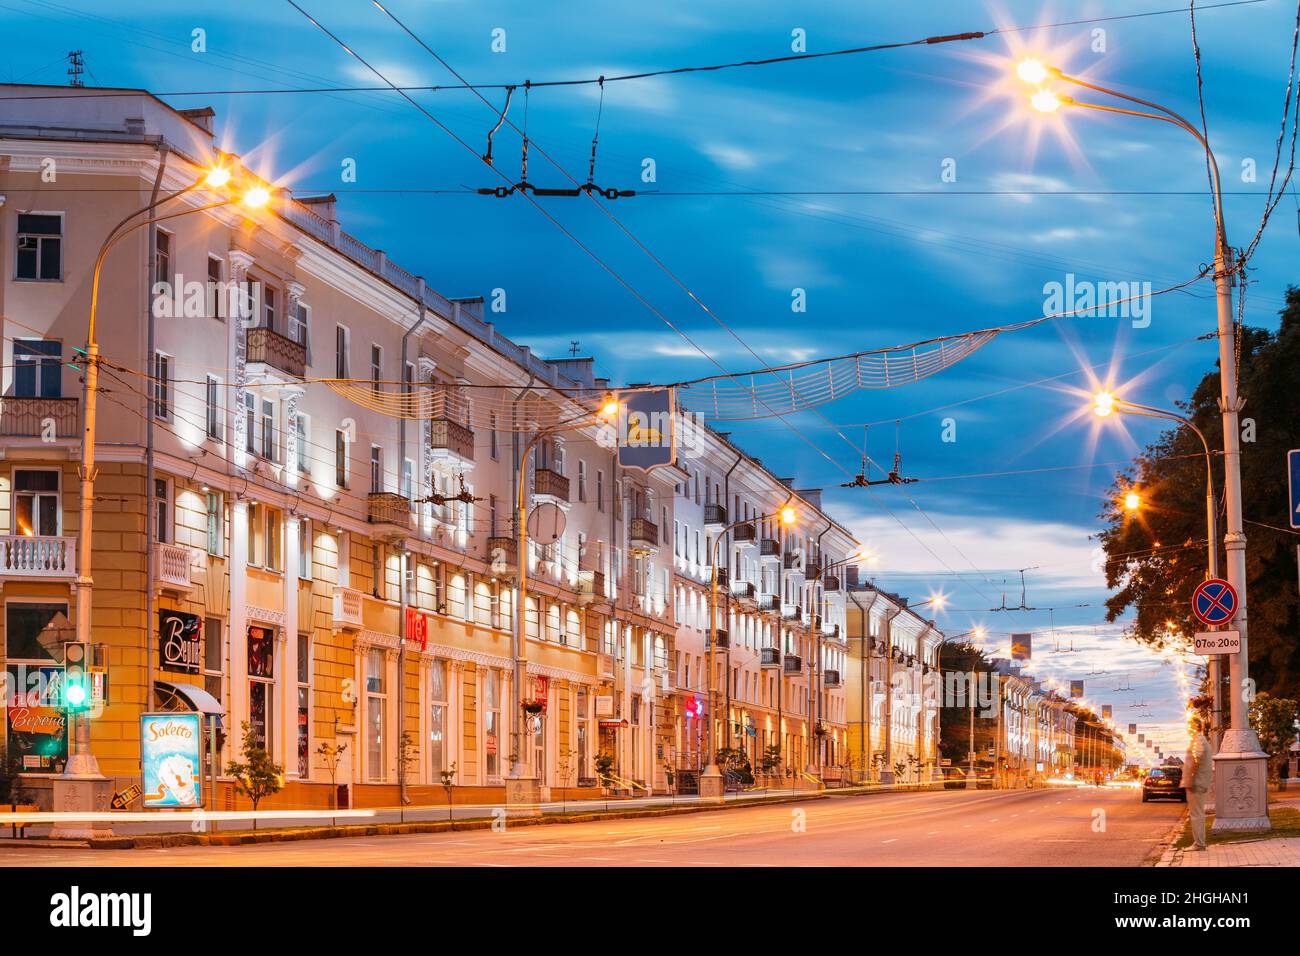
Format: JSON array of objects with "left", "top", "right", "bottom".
[
  {"left": 940, "top": 765, "right": 994, "bottom": 789},
  {"left": 1141, "top": 766, "right": 1185, "bottom": 802}
]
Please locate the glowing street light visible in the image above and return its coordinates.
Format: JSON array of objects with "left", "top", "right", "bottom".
[
  {"left": 1030, "top": 88, "right": 1064, "bottom": 113},
  {"left": 1124, "top": 491, "right": 1142, "bottom": 513},
  {"left": 242, "top": 185, "right": 271, "bottom": 209},
  {"left": 1093, "top": 391, "right": 1116, "bottom": 418},
  {"left": 1016, "top": 58, "right": 1051, "bottom": 85}
]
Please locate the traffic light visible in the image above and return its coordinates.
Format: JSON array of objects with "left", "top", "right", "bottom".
[{"left": 63, "top": 642, "right": 91, "bottom": 712}]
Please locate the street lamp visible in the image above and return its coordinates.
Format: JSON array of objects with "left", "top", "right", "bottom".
[
  {"left": 701, "top": 503, "right": 798, "bottom": 799},
  {"left": 1019, "top": 60, "right": 1269, "bottom": 831},
  {"left": 937, "top": 626, "right": 986, "bottom": 790},
  {"left": 54, "top": 161, "right": 266, "bottom": 837},
  {"left": 1090, "top": 391, "right": 1225, "bottom": 741}
]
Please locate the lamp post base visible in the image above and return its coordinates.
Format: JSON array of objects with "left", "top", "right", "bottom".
[
  {"left": 505, "top": 775, "right": 542, "bottom": 818},
  {"left": 1212, "top": 730, "right": 1271, "bottom": 832},
  {"left": 50, "top": 761, "right": 114, "bottom": 841},
  {"left": 699, "top": 766, "right": 725, "bottom": 802}
]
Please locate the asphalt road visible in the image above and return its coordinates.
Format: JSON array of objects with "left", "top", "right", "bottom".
[{"left": 0, "top": 783, "right": 1183, "bottom": 866}]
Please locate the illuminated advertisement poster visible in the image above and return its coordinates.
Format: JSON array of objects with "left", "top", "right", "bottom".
[
  {"left": 4, "top": 665, "right": 68, "bottom": 772},
  {"left": 1070, "top": 680, "right": 1084, "bottom": 698},
  {"left": 1010, "top": 633, "right": 1032, "bottom": 661},
  {"left": 140, "top": 712, "right": 203, "bottom": 808}
]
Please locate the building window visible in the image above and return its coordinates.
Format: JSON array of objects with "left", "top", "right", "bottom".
[
  {"left": 483, "top": 668, "right": 501, "bottom": 779},
  {"left": 428, "top": 659, "right": 446, "bottom": 778},
  {"left": 153, "top": 352, "right": 170, "bottom": 419},
  {"left": 297, "top": 632, "right": 311, "bottom": 779},
  {"left": 295, "top": 413, "right": 310, "bottom": 474},
  {"left": 246, "top": 503, "right": 260, "bottom": 566},
  {"left": 370, "top": 445, "right": 383, "bottom": 494},
  {"left": 365, "top": 647, "right": 387, "bottom": 781},
  {"left": 335, "top": 429, "right": 349, "bottom": 488},
  {"left": 15, "top": 213, "right": 62, "bottom": 281},
  {"left": 14, "top": 340, "right": 61, "bottom": 398},
  {"left": 489, "top": 412, "right": 498, "bottom": 460},
  {"left": 370, "top": 345, "right": 382, "bottom": 390},
  {"left": 248, "top": 625, "right": 275, "bottom": 751},
  {"left": 596, "top": 470, "right": 604, "bottom": 512},
  {"left": 401, "top": 458, "right": 414, "bottom": 503},
  {"left": 243, "top": 392, "right": 256, "bottom": 455},
  {"left": 153, "top": 478, "right": 171, "bottom": 545},
  {"left": 14, "top": 469, "right": 59, "bottom": 536},
  {"left": 154, "top": 230, "right": 171, "bottom": 286},
  {"left": 578, "top": 460, "right": 587, "bottom": 502},
  {"left": 297, "top": 517, "right": 312, "bottom": 580},
  {"left": 335, "top": 325, "right": 350, "bottom": 379},
  {"left": 203, "top": 617, "right": 224, "bottom": 708},
  {"left": 205, "top": 491, "right": 224, "bottom": 557},
  {"left": 372, "top": 542, "right": 384, "bottom": 599},
  {"left": 262, "top": 285, "right": 277, "bottom": 332},
  {"left": 206, "top": 256, "right": 224, "bottom": 320},
  {"left": 264, "top": 506, "right": 282, "bottom": 573},
  {"left": 260, "top": 399, "right": 277, "bottom": 461},
  {"left": 205, "top": 375, "right": 223, "bottom": 442}
]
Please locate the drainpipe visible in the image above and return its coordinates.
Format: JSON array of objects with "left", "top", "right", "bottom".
[
  {"left": 144, "top": 147, "right": 168, "bottom": 713},
  {"left": 395, "top": 279, "right": 428, "bottom": 807},
  {"left": 718, "top": 452, "right": 741, "bottom": 765},
  {"left": 847, "top": 589, "right": 878, "bottom": 784},
  {"left": 509, "top": 374, "right": 536, "bottom": 779}
]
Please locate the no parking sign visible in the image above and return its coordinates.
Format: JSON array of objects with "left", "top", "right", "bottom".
[{"left": 1192, "top": 578, "right": 1238, "bottom": 627}]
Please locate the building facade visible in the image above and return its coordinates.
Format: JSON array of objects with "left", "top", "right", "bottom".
[{"left": 0, "top": 84, "right": 884, "bottom": 809}]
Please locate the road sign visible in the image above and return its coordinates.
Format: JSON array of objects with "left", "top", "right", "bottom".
[
  {"left": 1192, "top": 578, "right": 1238, "bottom": 626},
  {"left": 1289, "top": 449, "right": 1300, "bottom": 529},
  {"left": 526, "top": 501, "right": 566, "bottom": 544},
  {"left": 110, "top": 784, "right": 142, "bottom": 810},
  {"left": 1193, "top": 630, "right": 1241, "bottom": 656}
]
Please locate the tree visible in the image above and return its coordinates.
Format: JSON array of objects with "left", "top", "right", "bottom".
[
  {"left": 937, "top": 641, "right": 997, "bottom": 766},
  {"left": 226, "top": 721, "right": 284, "bottom": 828},
  {"left": 1097, "top": 291, "right": 1300, "bottom": 700},
  {"left": 593, "top": 751, "right": 616, "bottom": 790},
  {"left": 396, "top": 731, "right": 418, "bottom": 821},
  {"left": 315, "top": 739, "right": 347, "bottom": 820},
  {"left": 715, "top": 747, "right": 754, "bottom": 787},
  {"left": 1249, "top": 691, "right": 1299, "bottom": 780}
]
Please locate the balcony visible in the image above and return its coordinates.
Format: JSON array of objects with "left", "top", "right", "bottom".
[
  {"left": 761, "top": 647, "right": 781, "bottom": 667},
  {"left": 712, "top": 628, "right": 730, "bottom": 650},
  {"left": 629, "top": 517, "right": 659, "bottom": 552},
  {"left": 154, "top": 543, "right": 195, "bottom": 593},
  {"left": 367, "top": 492, "right": 412, "bottom": 532},
  {"left": 823, "top": 669, "right": 842, "bottom": 688},
  {"left": 429, "top": 418, "right": 475, "bottom": 467},
  {"left": 805, "top": 562, "right": 822, "bottom": 581},
  {"left": 760, "top": 538, "right": 780, "bottom": 561},
  {"left": 783, "top": 551, "right": 804, "bottom": 572},
  {"left": 332, "top": 586, "right": 364, "bottom": 631},
  {"left": 0, "top": 535, "right": 75, "bottom": 578},
  {"left": 783, "top": 654, "right": 803, "bottom": 675},
  {"left": 486, "top": 536, "right": 516, "bottom": 575},
  {"left": 533, "top": 467, "right": 569, "bottom": 504},
  {"left": 732, "top": 523, "right": 757, "bottom": 549},
  {"left": 0, "top": 397, "right": 78, "bottom": 440},
  {"left": 577, "top": 568, "right": 605, "bottom": 605},
  {"left": 823, "top": 574, "right": 841, "bottom": 592},
  {"left": 703, "top": 503, "right": 727, "bottom": 532},
  {"left": 821, "top": 623, "right": 841, "bottom": 642},
  {"left": 782, "top": 605, "right": 804, "bottom": 623},
  {"left": 731, "top": 581, "right": 756, "bottom": 605},
  {"left": 246, "top": 326, "right": 306, "bottom": 379},
  {"left": 711, "top": 567, "right": 729, "bottom": 589},
  {"left": 758, "top": 594, "right": 780, "bottom": 614}
]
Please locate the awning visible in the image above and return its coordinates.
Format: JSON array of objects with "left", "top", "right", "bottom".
[
  {"left": 155, "top": 680, "right": 225, "bottom": 716},
  {"left": 598, "top": 719, "right": 628, "bottom": 728}
]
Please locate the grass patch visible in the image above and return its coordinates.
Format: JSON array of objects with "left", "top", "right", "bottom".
[{"left": 1174, "top": 804, "right": 1300, "bottom": 848}]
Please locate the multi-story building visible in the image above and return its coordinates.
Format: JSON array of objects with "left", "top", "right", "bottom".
[
  {"left": 669, "top": 429, "right": 857, "bottom": 786},
  {"left": 0, "top": 84, "right": 685, "bottom": 808},
  {"left": 844, "top": 581, "right": 944, "bottom": 783},
  {"left": 990, "top": 660, "right": 1077, "bottom": 786}
]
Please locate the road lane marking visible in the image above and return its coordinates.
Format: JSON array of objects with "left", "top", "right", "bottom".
[{"left": 881, "top": 838, "right": 898, "bottom": 844}]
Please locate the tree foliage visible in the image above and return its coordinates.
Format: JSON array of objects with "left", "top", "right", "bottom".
[
  {"left": 937, "top": 641, "right": 998, "bottom": 765},
  {"left": 1097, "top": 290, "right": 1300, "bottom": 700}
]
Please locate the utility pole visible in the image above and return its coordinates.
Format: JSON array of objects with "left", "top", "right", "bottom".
[{"left": 66, "top": 50, "right": 85, "bottom": 87}]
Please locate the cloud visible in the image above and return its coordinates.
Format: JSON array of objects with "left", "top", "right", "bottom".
[{"left": 699, "top": 142, "right": 761, "bottom": 172}]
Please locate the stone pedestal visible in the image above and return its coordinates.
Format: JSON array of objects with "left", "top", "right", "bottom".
[
  {"left": 1212, "top": 729, "right": 1271, "bottom": 832},
  {"left": 50, "top": 764, "right": 115, "bottom": 841},
  {"left": 698, "top": 769, "right": 725, "bottom": 802},
  {"left": 505, "top": 776, "right": 542, "bottom": 818}
]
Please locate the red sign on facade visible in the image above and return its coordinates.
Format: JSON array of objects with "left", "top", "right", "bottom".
[{"left": 405, "top": 607, "right": 429, "bottom": 650}]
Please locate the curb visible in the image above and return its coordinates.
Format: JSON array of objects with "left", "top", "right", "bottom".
[
  {"left": 2, "top": 792, "right": 832, "bottom": 851},
  {"left": 1148, "top": 811, "right": 1190, "bottom": 867}
]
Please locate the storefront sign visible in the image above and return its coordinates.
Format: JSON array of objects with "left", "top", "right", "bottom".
[
  {"left": 141, "top": 712, "right": 203, "bottom": 808},
  {"left": 594, "top": 695, "right": 615, "bottom": 717},
  {"left": 405, "top": 606, "right": 429, "bottom": 651},
  {"left": 159, "top": 609, "right": 202, "bottom": 674},
  {"left": 5, "top": 666, "right": 67, "bottom": 772}
]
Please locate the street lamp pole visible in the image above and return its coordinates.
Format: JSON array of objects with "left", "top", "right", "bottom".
[
  {"left": 1095, "top": 394, "right": 1223, "bottom": 742},
  {"left": 703, "top": 505, "right": 797, "bottom": 800},
  {"left": 52, "top": 166, "right": 256, "bottom": 838},
  {"left": 1022, "top": 62, "right": 1270, "bottom": 830}
]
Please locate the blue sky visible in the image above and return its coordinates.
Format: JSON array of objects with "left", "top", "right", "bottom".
[{"left": 4, "top": 0, "right": 1295, "bottom": 759}]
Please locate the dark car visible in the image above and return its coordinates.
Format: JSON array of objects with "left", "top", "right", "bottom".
[{"left": 1142, "top": 766, "right": 1185, "bottom": 802}]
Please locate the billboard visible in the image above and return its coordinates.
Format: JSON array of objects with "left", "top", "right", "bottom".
[
  {"left": 141, "top": 712, "right": 203, "bottom": 808},
  {"left": 1129, "top": 723, "right": 1137, "bottom": 735},
  {"left": 1102, "top": 704, "right": 1113, "bottom": 719},
  {"left": 1010, "top": 633, "right": 1032, "bottom": 661},
  {"left": 159, "top": 609, "right": 202, "bottom": 674},
  {"left": 1070, "top": 680, "right": 1084, "bottom": 699}
]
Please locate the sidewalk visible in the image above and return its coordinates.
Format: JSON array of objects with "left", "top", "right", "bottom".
[{"left": 1156, "top": 792, "right": 1300, "bottom": 867}]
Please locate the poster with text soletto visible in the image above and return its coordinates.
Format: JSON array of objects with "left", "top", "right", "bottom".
[{"left": 140, "top": 712, "right": 203, "bottom": 808}]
